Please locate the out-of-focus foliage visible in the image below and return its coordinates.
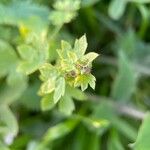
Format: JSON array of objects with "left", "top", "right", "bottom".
[{"left": 0, "top": 0, "right": 150, "bottom": 150}]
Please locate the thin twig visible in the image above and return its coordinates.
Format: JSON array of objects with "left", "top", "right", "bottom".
[
  {"left": 96, "top": 55, "right": 150, "bottom": 76},
  {"left": 87, "top": 93, "right": 145, "bottom": 120}
]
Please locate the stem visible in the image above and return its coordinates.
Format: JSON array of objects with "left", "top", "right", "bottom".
[
  {"left": 87, "top": 93, "right": 145, "bottom": 120},
  {"left": 96, "top": 55, "right": 150, "bottom": 76}
]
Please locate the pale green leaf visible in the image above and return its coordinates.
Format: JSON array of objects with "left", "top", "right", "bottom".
[
  {"left": 53, "top": 77, "right": 65, "bottom": 103},
  {"left": 134, "top": 113, "right": 150, "bottom": 150},
  {"left": 41, "top": 94, "right": 55, "bottom": 111},
  {"left": 89, "top": 74, "right": 96, "bottom": 89},
  {"left": 108, "top": 0, "right": 127, "bottom": 20},
  {"left": 58, "top": 95, "right": 75, "bottom": 115},
  {"left": 74, "top": 35, "right": 88, "bottom": 57},
  {"left": 39, "top": 79, "right": 55, "bottom": 95},
  {"left": 67, "top": 86, "right": 87, "bottom": 101},
  {"left": 0, "top": 105, "right": 18, "bottom": 144},
  {"left": 18, "top": 60, "right": 43, "bottom": 75},
  {"left": 83, "top": 52, "right": 99, "bottom": 63},
  {"left": 81, "top": 83, "right": 88, "bottom": 91},
  {"left": 0, "top": 1, "right": 49, "bottom": 26},
  {"left": 61, "top": 40, "right": 72, "bottom": 51},
  {"left": 39, "top": 63, "right": 57, "bottom": 81},
  {"left": 43, "top": 119, "right": 79, "bottom": 142},
  {"left": 17, "top": 45, "right": 35, "bottom": 61}
]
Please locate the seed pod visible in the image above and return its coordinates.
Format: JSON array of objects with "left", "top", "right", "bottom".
[
  {"left": 65, "top": 70, "right": 77, "bottom": 78},
  {"left": 81, "top": 66, "right": 91, "bottom": 74}
]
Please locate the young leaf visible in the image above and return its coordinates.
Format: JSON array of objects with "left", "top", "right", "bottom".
[
  {"left": 43, "top": 119, "right": 79, "bottom": 142},
  {"left": 74, "top": 35, "right": 88, "bottom": 57},
  {"left": 39, "top": 63, "right": 57, "bottom": 81},
  {"left": 39, "top": 79, "right": 55, "bottom": 95},
  {"left": 41, "top": 94, "right": 55, "bottom": 111},
  {"left": 17, "top": 45, "right": 35, "bottom": 61},
  {"left": 53, "top": 77, "right": 65, "bottom": 103},
  {"left": 82, "top": 52, "right": 99, "bottom": 63}
]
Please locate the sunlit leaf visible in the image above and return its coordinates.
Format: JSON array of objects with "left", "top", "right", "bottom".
[{"left": 53, "top": 77, "right": 65, "bottom": 103}]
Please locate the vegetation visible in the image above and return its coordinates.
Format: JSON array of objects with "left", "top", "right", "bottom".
[{"left": 0, "top": 0, "right": 150, "bottom": 150}]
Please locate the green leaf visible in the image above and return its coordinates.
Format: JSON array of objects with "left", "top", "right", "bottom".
[
  {"left": 43, "top": 119, "right": 79, "bottom": 142},
  {"left": 83, "top": 52, "right": 99, "bottom": 63},
  {"left": 108, "top": 0, "right": 127, "bottom": 20},
  {"left": 53, "top": 77, "right": 65, "bottom": 103},
  {"left": 0, "top": 1, "right": 49, "bottom": 26},
  {"left": 67, "top": 86, "right": 87, "bottom": 101},
  {"left": 58, "top": 95, "right": 75, "bottom": 115},
  {"left": 88, "top": 74, "right": 96, "bottom": 89},
  {"left": 75, "top": 74, "right": 96, "bottom": 91},
  {"left": 39, "top": 79, "right": 55, "bottom": 95},
  {"left": 134, "top": 113, "right": 150, "bottom": 150},
  {"left": 17, "top": 45, "right": 36, "bottom": 61},
  {"left": 41, "top": 94, "right": 55, "bottom": 111},
  {"left": 0, "top": 105, "right": 18, "bottom": 145},
  {"left": 0, "top": 70, "right": 27, "bottom": 105},
  {"left": 50, "top": 0, "right": 80, "bottom": 25},
  {"left": 107, "top": 129, "right": 125, "bottom": 150},
  {"left": 0, "top": 40, "right": 18, "bottom": 77},
  {"left": 39, "top": 63, "right": 57, "bottom": 81},
  {"left": 74, "top": 35, "right": 88, "bottom": 58},
  {"left": 112, "top": 51, "right": 137, "bottom": 101}
]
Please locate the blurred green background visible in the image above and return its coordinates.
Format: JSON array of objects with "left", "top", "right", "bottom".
[{"left": 0, "top": 0, "right": 150, "bottom": 150}]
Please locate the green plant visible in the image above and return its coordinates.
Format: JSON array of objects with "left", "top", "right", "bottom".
[{"left": 0, "top": 0, "right": 150, "bottom": 150}]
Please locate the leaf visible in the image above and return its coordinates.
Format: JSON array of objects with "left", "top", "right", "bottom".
[
  {"left": 39, "top": 63, "right": 57, "bottom": 81},
  {"left": 0, "top": 40, "right": 18, "bottom": 77},
  {"left": 0, "top": 105, "right": 18, "bottom": 145},
  {"left": 53, "top": 77, "right": 65, "bottom": 103},
  {"left": 108, "top": 0, "right": 127, "bottom": 20},
  {"left": 88, "top": 74, "right": 96, "bottom": 89},
  {"left": 111, "top": 51, "right": 137, "bottom": 101},
  {"left": 134, "top": 113, "right": 150, "bottom": 150},
  {"left": 58, "top": 95, "right": 75, "bottom": 115},
  {"left": 83, "top": 52, "right": 99, "bottom": 63},
  {"left": 0, "top": 70, "right": 27, "bottom": 105},
  {"left": 67, "top": 86, "right": 87, "bottom": 101},
  {"left": 81, "top": 0, "right": 99, "bottom": 7},
  {"left": 50, "top": 0, "right": 80, "bottom": 25},
  {"left": 74, "top": 35, "right": 88, "bottom": 58},
  {"left": 17, "top": 45, "right": 35, "bottom": 61},
  {"left": 74, "top": 74, "right": 96, "bottom": 91},
  {"left": 43, "top": 119, "right": 79, "bottom": 142},
  {"left": 39, "top": 79, "right": 55, "bottom": 95},
  {"left": 41, "top": 94, "right": 55, "bottom": 111},
  {"left": 0, "top": 1, "right": 49, "bottom": 26}
]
